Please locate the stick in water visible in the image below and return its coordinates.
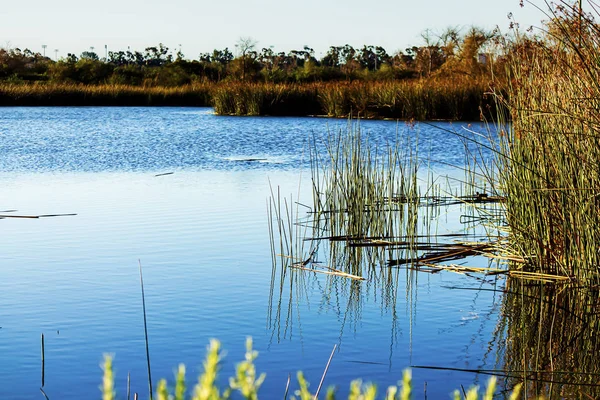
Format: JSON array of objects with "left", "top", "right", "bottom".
[
  {"left": 139, "top": 260, "right": 153, "bottom": 400},
  {"left": 313, "top": 344, "right": 337, "bottom": 400},
  {"left": 40, "top": 388, "right": 50, "bottom": 400},
  {"left": 41, "top": 333, "right": 45, "bottom": 387}
]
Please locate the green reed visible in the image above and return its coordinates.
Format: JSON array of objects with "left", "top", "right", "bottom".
[
  {"left": 265, "top": 121, "right": 504, "bottom": 347},
  {"left": 495, "top": 1, "right": 600, "bottom": 286},
  {"left": 309, "top": 122, "right": 423, "bottom": 271}
]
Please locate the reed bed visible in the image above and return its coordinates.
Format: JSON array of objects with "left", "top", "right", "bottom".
[
  {"left": 1, "top": 78, "right": 495, "bottom": 120},
  {"left": 266, "top": 121, "right": 506, "bottom": 347},
  {"left": 0, "top": 82, "right": 212, "bottom": 106},
  {"left": 212, "top": 82, "right": 321, "bottom": 116},
  {"left": 214, "top": 79, "right": 496, "bottom": 120},
  {"left": 496, "top": 2, "right": 600, "bottom": 286}
]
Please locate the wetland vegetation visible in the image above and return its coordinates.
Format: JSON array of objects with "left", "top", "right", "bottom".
[
  {"left": 4, "top": 0, "right": 600, "bottom": 398},
  {"left": 264, "top": 1, "right": 600, "bottom": 398},
  {"left": 0, "top": 28, "right": 500, "bottom": 119}
]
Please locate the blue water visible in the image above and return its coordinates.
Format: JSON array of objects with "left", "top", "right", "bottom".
[{"left": 0, "top": 107, "right": 504, "bottom": 399}]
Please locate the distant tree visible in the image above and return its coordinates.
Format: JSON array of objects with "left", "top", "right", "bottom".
[
  {"left": 236, "top": 37, "right": 257, "bottom": 80},
  {"left": 340, "top": 44, "right": 359, "bottom": 79},
  {"left": 108, "top": 51, "right": 129, "bottom": 66},
  {"left": 144, "top": 43, "right": 171, "bottom": 66},
  {"left": 65, "top": 53, "right": 78, "bottom": 64},
  {"left": 109, "top": 64, "right": 144, "bottom": 85},
  {"left": 80, "top": 51, "right": 99, "bottom": 61},
  {"left": 460, "top": 27, "right": 495, "bottom": 75},
  {"left": 438, "top": 26, "right": 461, "bottom": 58},
  {"left": 322, "top": 46, "right": 342, "bottom": 68},
  {"left": 198, "top": 48, "right": 234, "bottom": 81}
]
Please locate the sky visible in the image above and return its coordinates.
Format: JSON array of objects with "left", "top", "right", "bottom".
[{"left": 2, "top": 0, "right": 549, "bottom": 59}]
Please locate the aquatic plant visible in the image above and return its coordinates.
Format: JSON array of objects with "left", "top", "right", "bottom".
[
  {"left": 495, "top": 0, "right": 600, "bottom": 286},
  {"left": 212, "top": 79, "right": 496, "bottom": 121},
  {"left": 0, "top": 76, "right": 496, "bottom": 120}
]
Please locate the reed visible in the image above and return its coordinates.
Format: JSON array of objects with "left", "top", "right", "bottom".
[
  {"left": 308, "top": 121, "right": 423, "bottom": 275},
  {"left": 212, "top": 82, "right": 321, "bottom": 116},
  {"left": 495, "top": 1, "right": 600, "bottom": 285},
  {"left": 0, "top": 77, "right": 496, "bottom": 120},
  {"left": 266, "top": 120, "right": 505, "bottom": 349},
  {"left": 213, "top": 79, "right": 496, "bottom": 120}
]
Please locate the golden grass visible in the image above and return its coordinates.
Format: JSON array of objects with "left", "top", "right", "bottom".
[
  {"left": 0, "top": 82, "right": 212, "bottom": 106},
  {"left": 213, "top": 78, "right": 496, "bottom": 120}
]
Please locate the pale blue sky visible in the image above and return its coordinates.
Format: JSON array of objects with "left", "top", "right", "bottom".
[{"left": 2, "top": 0, "right": 546, "bottom": 59}]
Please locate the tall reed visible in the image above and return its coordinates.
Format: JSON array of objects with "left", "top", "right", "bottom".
[
  {"left": 213, "top": 79, "right": 496, "bottom": 120},
  {"left": 496, "top": 1, "right": 600, "bottom": 285}
]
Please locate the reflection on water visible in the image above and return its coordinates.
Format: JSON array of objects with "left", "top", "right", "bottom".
[
  {"left": 499, "top": 280, "right": 600, "bottom": 397},
  {"left": 266, "top": 122, "right": 507, "bottom": 391}
]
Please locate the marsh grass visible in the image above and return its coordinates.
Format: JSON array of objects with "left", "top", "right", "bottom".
[
  {"left": 0, "top": 82, "right": 212, "bottom": 106},
  {"left": 266, "top": 120, "right": 507, "bottom": 351},
  {"left": 494, "top": 1, "right": 600, "bottom": 286},
  {"left": 0, "top": 77, "right": 495, "bottom": 121},
  {"left": 271, "top": 120, "right": 504, "bottom": 280},
  {"left": 212, "top": 83, "right": 321, "bottom": 116},
  {"left": 213, "top": 79, "right": 496, "bottom": 120}
]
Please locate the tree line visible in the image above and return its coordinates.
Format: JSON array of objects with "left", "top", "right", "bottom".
[{"left": 0, "top": 27, "right": 503, "bottom": 87}]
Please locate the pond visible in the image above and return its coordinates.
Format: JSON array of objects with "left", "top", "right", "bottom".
[{"left": 0, "top": 107, "right": 505, "bottom": 399}]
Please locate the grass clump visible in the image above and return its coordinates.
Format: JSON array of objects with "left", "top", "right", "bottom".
[{"left": 496, "top": 1, "right": 600, "bottom": 285}]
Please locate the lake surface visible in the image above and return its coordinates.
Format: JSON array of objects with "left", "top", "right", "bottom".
[{"left": 0, "top": 107, "right": 505, "bottom": 399}]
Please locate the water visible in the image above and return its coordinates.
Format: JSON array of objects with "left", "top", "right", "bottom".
[{"left": 0, "top": 107, "right": 504, "bottom": 399}]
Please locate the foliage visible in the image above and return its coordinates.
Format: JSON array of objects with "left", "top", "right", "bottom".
[{"left": 0, "top": 27, "right": 500, "bottom": 86}]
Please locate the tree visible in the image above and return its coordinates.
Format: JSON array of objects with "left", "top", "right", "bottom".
[
  {"left": 236, "top": 37, "right": 257, "bottom": 81},
  {"left": 80, "top": 51, "right": 99, "bottom": 61},
  {"left": 322, "top": 46, "right": 342, "bottom": 68},
  {"left": 460, "top": 27, "right": 494, "bottom": 75}
]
